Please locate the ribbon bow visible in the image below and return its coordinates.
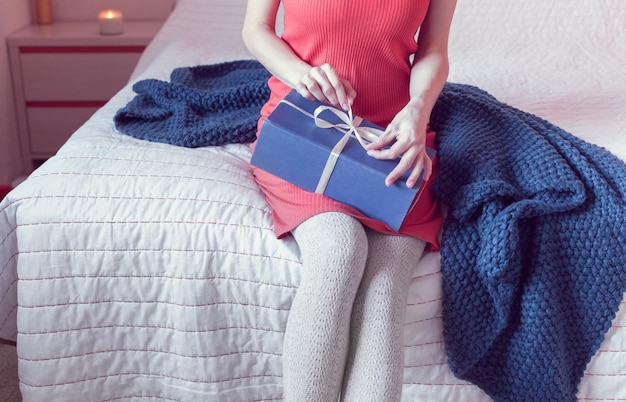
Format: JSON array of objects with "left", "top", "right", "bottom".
[
  {"left": 313, "top": 105, "right": 384, "bottom": 149},
  {"left": 280, "top": 100, "right": 385, "bottom": 194}
]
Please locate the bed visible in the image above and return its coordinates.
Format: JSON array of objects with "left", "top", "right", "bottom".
[{"left": 1, "top": 0, "right": 625, "bottom": 400}]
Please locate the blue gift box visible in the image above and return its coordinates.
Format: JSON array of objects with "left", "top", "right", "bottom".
[{"left": 250, "top": 90, "right": 433, "bottom": 231}]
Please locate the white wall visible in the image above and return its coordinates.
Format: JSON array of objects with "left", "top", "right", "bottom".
[{"left": 0, "top": 0, "right": 176, "bottom": 185}]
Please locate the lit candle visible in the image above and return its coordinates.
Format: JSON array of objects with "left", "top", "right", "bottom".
[{"left": 98, "top": 9, "right": 124, "bottom": 35}]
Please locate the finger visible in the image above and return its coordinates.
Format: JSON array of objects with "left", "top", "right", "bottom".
[
  {"left": 366, "top": 127, "right": 398, "bottom": 152},
  {"left": 320, "top": 64, "right": 350, "bottom": 110},
  {"left": 385, "top": 151, "right": 417, "bottom": 187},
  {"left": 406, "top": 153, "right": 432, "bottom": 188},
  {"left": 344, "top": 81, "right": 357, "bottom": 108},
  {"left": 308, "top": 66, "right": 340, "bottom": 106},
  {"left": 299, "top": 72, "right": 327, "bottom": 103},
  {"left": 368, "top": 136, "right": 409, "bottom": 160},
  {"left": 422, "top": 153, "right": 433, "bottom": 182},
  {"left": 295, "top": 82, "right": 315, "bottom": 101}
]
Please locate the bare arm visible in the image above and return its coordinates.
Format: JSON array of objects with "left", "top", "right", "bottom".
[
  {"left": 367, "top": 0, "right": 457, "bottom": 187},
  {"left": 242, "top": 0, "right": 308, "bottom": 89},
  {"left": 409, "top": 0, "right": 456, "bottom": 121},
  {"left": 242, "top": 0, "right": 355, "bottom": 109}
]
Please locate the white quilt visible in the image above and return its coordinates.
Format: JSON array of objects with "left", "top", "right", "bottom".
[{"left": 1, "top": 0, "right": 625, "bottom": 400}]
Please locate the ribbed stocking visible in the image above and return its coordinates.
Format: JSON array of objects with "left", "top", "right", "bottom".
[
  {"left": 285, "top": 212, "right": 368, "bottom": 402},
  {"left": 341, "top": 229, "right": 426, "bottom": 402},
  {"left": 284, "top": 213, "right": 426, "bottom": 402}
]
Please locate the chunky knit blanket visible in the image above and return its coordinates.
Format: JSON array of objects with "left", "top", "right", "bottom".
[
  {"left": 114, "top": 60, "right": 271, "bottom": 147},
  {"left": 430, "top": 84, "right": 626, "bottom": 401},
  {"left": 115, "top": 61, "right": 626, "bottom": 401}
]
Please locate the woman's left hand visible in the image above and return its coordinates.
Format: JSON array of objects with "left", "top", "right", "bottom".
[{"left": 366, "top": 98, "right": 432, "bottom": 188}]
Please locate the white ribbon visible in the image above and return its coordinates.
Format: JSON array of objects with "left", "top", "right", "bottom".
[{"left": 279, "top": 100, "right": 385, "bottom": 194}]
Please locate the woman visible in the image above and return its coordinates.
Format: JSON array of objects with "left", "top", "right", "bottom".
[{"left": 242, "top": 1, "right": 456, "bottom": 400}]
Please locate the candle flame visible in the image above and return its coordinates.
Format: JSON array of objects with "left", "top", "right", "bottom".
[{"left": 99, "top": 9, "right": 122, "bottom": 19}]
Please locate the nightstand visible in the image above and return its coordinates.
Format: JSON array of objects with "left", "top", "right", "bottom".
[{"left": 7, "top": 21, "right": 163, "bottom": 171}]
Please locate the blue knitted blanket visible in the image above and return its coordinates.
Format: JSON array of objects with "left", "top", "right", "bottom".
[
  {"left": 114, "top": 60, "right": 271, "bottom": 147},
  {"left": 430, "top": 85, "right": 626, "bottom": 401},
  {"left": 115, "top": 61, "right": 626, "bottom": 401}
]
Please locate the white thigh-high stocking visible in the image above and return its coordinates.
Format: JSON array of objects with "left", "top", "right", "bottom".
[
  {"left": 284, "top": 212, "right": 368, "bottom": 402},
  {"left": 341, "top": 230, "right": 426, "bottom": 402}
]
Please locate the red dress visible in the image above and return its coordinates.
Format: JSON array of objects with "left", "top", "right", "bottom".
[{"left": 252, "top": 0, "right": 442, "bottom": 250}]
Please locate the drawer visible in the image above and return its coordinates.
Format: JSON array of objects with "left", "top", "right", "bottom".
[
  {"left": 27, "top": 106, "right": 100, "bottom": 154},
  {"left": 20, "top": 49, "right": 142, "bottom": 101}
]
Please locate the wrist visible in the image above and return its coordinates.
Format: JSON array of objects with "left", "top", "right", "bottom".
[{"left": 406, "top": 96, "right": 431, "bottom": 121}]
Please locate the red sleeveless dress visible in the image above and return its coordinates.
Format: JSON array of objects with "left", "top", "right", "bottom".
[{"left": 252, "top": 0, "right": 442, "bottom": 250}]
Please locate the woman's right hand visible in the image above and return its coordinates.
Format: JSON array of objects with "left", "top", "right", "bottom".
[
  {"left": 295, "top": 63, "right": 356, "bottom": 112},
  {"left": 242, "top": 1, "right": 355, "bottom": 111}
]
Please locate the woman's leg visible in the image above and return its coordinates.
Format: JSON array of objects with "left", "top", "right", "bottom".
[
  {"left": 283, "top": 212, "right": 368, "bottom": 402},
  {"left": 341, "top": 230, "right": 426, "bottom": 402}
]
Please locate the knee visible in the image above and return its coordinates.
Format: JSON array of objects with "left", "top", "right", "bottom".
[
  {"left": 364, "top": 232, "right": 426, "bottom": 286},
  {"left": 293, "top": 212, "right": 369, "bottom": 282},
  {"left": 317, "top": 215, "right": 368, "bottom": 273},
  {"left": 366, "top": 231, "right": 426, "bottom": 264},
  {"left": 319, "top": 215, "right": 367, "bottom": 259}
]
